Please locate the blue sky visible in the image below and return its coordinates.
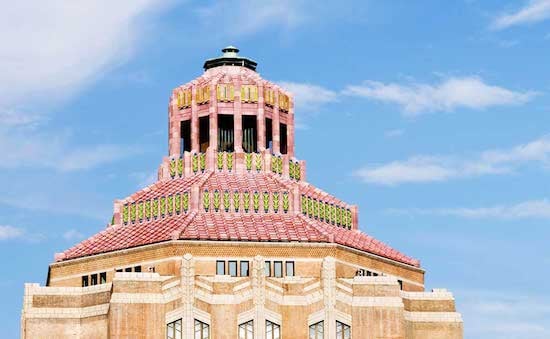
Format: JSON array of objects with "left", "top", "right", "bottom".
[{"left": 1, "top": 0, "right": 549, "bottom": 338}]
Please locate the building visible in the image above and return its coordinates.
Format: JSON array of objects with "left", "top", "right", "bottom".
[{"left": 21, "top": 47, "right": 463, "bottom": 339}]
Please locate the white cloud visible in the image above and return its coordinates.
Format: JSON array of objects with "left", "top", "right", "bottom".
[
  {"left": 354, "top": 135, "right": 550, "bottom": 185},
  {"left": 0, "top": 225, "right": 24, "bottom": 240},
  {"left": 385, "top": 129, "right": 404, "bottom": 138},
  {"left": 343, "top": 76, "right": 536, "bottom": 116},
  {"left": 492, "top": 0, "right": 550, "bottom": 30},
  {"left": 277, "top": 82, "right": 338, "bottom": 112},
  {"left": 63, "top": 229, "right": 85, "bottom": 242},
  {"left": 459, "top": 290, "right": 550, "bottom": 339},
  {"left": 0, "top": 0, "right": 170, "bottom": 111},
  {"left": 386, "top": 199, "right": 550, "bottom": 220}
]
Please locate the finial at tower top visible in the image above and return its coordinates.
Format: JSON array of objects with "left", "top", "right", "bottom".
[{"left": 203, "top": 46, "right": 258, "bottom": 72}]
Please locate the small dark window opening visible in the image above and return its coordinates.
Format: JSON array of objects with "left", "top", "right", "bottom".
[
  {"left": 115, "top": 269, "right": 123, "bottom": 273},
  {"left": 279, "top": 123, "right": 287, "bottom": 154},
  {"left": 90, "top": 274, "right": 98, "bottom": 286},
  {"left": 274, "top": 261, "right": 283, "bottom": 278},
  {"left": 265, "top": 118, "right": 273, "bottom": 151},
  {"left": 82, "top": 276, "right": 89, "bottom": 287},
  {"left": 199, "top": 116, "right": 210, "bottom": 152},
  {"left": 286, "top": 261, "right": 295, "bottom": 277},
  {"left": 242, "top": 115, "right": 257, "bottom": 153},
  {"left": 218, "top": 114, "right": 234, "bottom": 152},
  {"left": 100, "top": 272, "right": 107, "bottom": 284},
  {"left": 180, "top": 120, "right": 191, "bottom": 154},
  {"left": 265, "top": 261, "right": 271, "bottom": 277},
  {"left": 240, "top": 261, "right": 250, "bottom": 277},
  {"left": 125, "top": 267, "right": 132, "bottom": 273},
  {"left": 398, "top": 280, "right": 403, "bottom": 290},
  {"left": 229, "top": 261, "right": 238, "bottom": 277},
  {"left": 134, "top": 266, "right": 142, "bottom": 273},
  {"left": 216, "top": 260, "right": 226, "bottom": 275}
]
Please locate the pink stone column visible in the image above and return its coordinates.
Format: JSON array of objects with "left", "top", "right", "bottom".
[
  {"left": 272, "top": 91, "right": 281, "bottom": 154},
  {"left": 209, "top": 82, "right": 218, "bottom": 168},
  {"left": 168, "top": 93, "right": 181, "bottom": 156},
  {"left": 351, "top": 205, "right": 359, "bottom": 230},
  {"left": 234, "top": 80, "right": 243, "bottom": 152},
  {"left": 191, "top": 86, "right": 199, "bottom": 153},
  {"left": 287, "top": 94, "right": 295, "bottom": 157},
  {"left": 257, "top": 83, "right": 266, "bottom": 152}
]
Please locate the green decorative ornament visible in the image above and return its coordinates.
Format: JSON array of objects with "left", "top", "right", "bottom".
[
  {"left": 177, "top": 158, "right": 184, "bottom": 177},
  {"left": 301, "top": 195, "right": 307, "bottom": 215},
  {"left": 243, "top": 191, "right": 250, "bottom": 212},
  {"left": 263, "top": 192, "right": 269, "bottom": 213},
  {"left": 213, "top": 190, "right": 220, "bottom": 212},
  {"left": 253, "top": 191, "right": 260, "bottom": 212},
  {"left": 226, "top": 152, "right": 233, "bottom": 171},
  {"left": 152, "top": 199, "right": 159, "bottom": 217},
  {"left": 295, "top": 162, "right": 301, "bottom": 180},
  {"left": 174, "top": 194, "right": 181, "bottom": 213},
  {"left": 145, "top": 200, "right": 152, "bottom": 219},
  {"left": 122, "top": 205, "right": 129, "bottom": 224},
  {"left": 273, "top": 192, "right": 280, "bottom": 213},
  {"left": 169, "top": 159, "right": 176, "bottom": 178},
  {"left": 289, "top": 161, "right": 295, "bottom": 180},
  {"left": 160, "top": 197, "right": 166, "bottom": 215},
  {"left": 223, "top": 190, "right": 230, "bottom": 212},
  {"left": 245, "top": 153, "right": 252, "bottom": 171},
  {"left": 282, "top": 192, "right": 289, "bottom": 213},
  {"left": 255, "top": 153, "right": 262, "bottom": 172},
  {"left": 192, "top": 154, "right": 199, "bottom": 173},
  {"left": 319, "top": 202, "right": 325, "bottom": 221},
  {"left": 200, "top": 153, "right": 206, "bottom": 172},
  {"left": 217, "top": 152, "right": 224, "bottom": 171},
  {"left": 182, "top": 192, "right": 189, "bottom": 212},
  {"left": 130, "top": 203, "right": 136, "bottom": 222},
  {"left": 137, "top": 202, "right": 144, "bottom": 220},
  {"left": 167, "top": 196, "right": 174, "bottom": 215},
  {"left": 203, "top": 190, "right": 210, "bottom": 212},
  {"left": 233, "top": 191, "right": 240, "bottom": 212}
]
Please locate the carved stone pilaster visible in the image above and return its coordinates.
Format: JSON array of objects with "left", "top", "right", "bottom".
[
  {"left": 181, "top": 253, "right": 195, "bottom": 339},
  {"left": 322, "top": 256, "right": 336, "bottom": 339},
  {"left": 253, "top": 255, "right": 266, "bottom": 338}
]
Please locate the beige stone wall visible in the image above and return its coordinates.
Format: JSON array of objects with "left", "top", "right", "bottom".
[{"left": 23, "top": 253, "right": 461, "bottom": 339}]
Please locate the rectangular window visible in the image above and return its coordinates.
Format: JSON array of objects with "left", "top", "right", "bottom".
[
  {"left": 266, "top": 320, "right": 280, "bottom": 339},
  {"left": 242, "top": 115, "right": 257, "bottom": 153},
  {"left": 218, "top": 114, "right": 234, "bottom": 152},
  {"left": 167, "top": 319, "right": 182, "bottom": 339},
  {"left": 279, "top": 123, "right": 287, "bottom": 154},
  {"left": 115, "top": 269, "right": 123, "bottom": 273},
  {"left": 286, "top": 261, "right": 295, "bottom": 277},
  {"left": 100, "top": 272, "right": 107, "bottom": 284},
  {"left": 125, "top": 267, "right": 132, "bottom": 272},
  {"left": 194, "top": 319, "right": 209, "bottom": 339},
  {"left": 265, "top": 118, "right": 273, "bottom": 151},
  {"left": 90, "top": 274, "right": 98, "bottom": 286},
  {"left": 181, "top": 120, "right": 191, "bottom": 153},
  {"left": 216, "top": 260, "right": 226, "bottom": 275},
  {"left": 274, "top": 261, "right": 283, "bottom": 278},
  {"left": 309, "top": 321, "right": 324, "bottom": 339},
  {"left": 264, "top": 261, "right": 271, "bottom": 277},
  {"left": 398, "top": 280, "right": 403, "bottom": 290},
  {"left": 239, "top": 320, "right": 254, "bottom": 339},
  {"left": 82, "top": 276, "right": 89, "bottom": 287},
  {"left": 199, "top": 116, "right": 210, "bottom": 153},
  {"left": 336, "top": 321, "right": 350, "bottom": 339},
  {"left": 134, "top": 266, "right": 142, "bottom": 273},
  {"left": 229, "top": 261, "right": 238, "bottom": 277},
  {"left": 240, "top": 261, "right": 250, "bottom": 277}
]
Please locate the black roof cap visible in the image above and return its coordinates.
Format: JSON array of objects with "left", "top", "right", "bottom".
[{"left": 203, "top": 46, "right": 258, "bottom": 71}]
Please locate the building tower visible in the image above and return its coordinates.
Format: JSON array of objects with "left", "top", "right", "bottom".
[{"left": 21, "top": 47, "right": 463, "bottom": 339}]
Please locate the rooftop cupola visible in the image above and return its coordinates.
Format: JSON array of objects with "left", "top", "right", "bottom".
[{"left": 203, "top": 46, "right": 258, "bottom": 71}]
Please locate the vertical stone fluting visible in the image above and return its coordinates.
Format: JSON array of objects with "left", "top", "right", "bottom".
[
  {"left": 253, "top": 255, "right": 266, "bottom": 339},
  {"left": 257, "top": 83, "right": 266, "bottom": 153},
  {"left": 272, "top": 91, "right": 280, "bottom": 154},
  {"left": 322, "top": 256, "right": 337, "bottom": 339},
  {"left": 191, "top": 86, "right": 199, "bottom": 153},
  {"left": 234, "top": 77, "right": 243, "bottom": 153},
  {"left": 209, "top": 79, "right": 218, "bottom": 169},
  {"left": 287, "top": 95, "right": 295, "bottom": 158},
  {"left": 181, "top": 253, "right": 195, "bottom": 339}
]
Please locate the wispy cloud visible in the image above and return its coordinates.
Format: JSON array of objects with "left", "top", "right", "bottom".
[
  {"left": 63, "top": 229, "right": 85, "bottom": 242},
  {"left": 277, "top": 82, "right": 338, "bottom": 112},
  {"left": 492, "top": 0, "right": 550, "bottom": 30},
  {"left": 386, "top": 199, "right": 550, "bottom": 220},
  {"left": 0, "top": 225, "right": 24, "bottom": 240},
  {"left": 354, "top": 135, "right": 550, "bottom": 185},
  {"left": 459, "top": 290, "right": 550, "bottom": 339},
  {"left": 343, "top": 76, "right": 536, "bottom": 115}
]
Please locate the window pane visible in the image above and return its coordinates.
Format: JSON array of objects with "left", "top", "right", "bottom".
[
  {"left": 229, "top": 261, "right": 238, "bottom": 277},
  {"left": 264, "top": 261, "right": 271, "bottom": 277},
  {"left": 90, "top": 274, "right": 98, "bottom": 286},
  {"left": 125, "top": 267, "right": 132, "bottom": 272},
  {"left": 239, "top": 320, "right": 254, "bottom": 339},
  {"left": 134, "top": 266, "right": 142, "bottom": 273},
  {"left": 240, "top": 261, "right": 249, "bottom": 277},
  {"left": 309, "top": 321, "right": 324, "bottom": 339},
  {"left": 82, "top": 276, "right": 89, "bottom": 287},
  {"left": 274, "top": 261, "right": 283, "bottom": 278},
  {"left": 216, "top": 261, "right": 225, "bottom": 275},
  {"left": 100, "top": 272, "right": 106, "bottom": 284},
  {"left": 336, "top": 321, "right": 350, "bottom": 339},
  {"left": 286, "top": 261, "right": 295, "bottom": 277}
]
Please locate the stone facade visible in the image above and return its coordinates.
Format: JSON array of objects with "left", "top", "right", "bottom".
[{"left": 21, "top": 47, "right": 462, "bottom": 338}]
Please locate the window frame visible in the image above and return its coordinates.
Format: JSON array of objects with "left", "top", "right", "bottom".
[
  {"left": 229, "top": 260, "right": 238, "bottom": 277},
  {"left": 167, "top": 318, "right": 182, "bottom": 339},
  {"left": 336, "top": 320, "right": 351, "bottom": 339},
  {"left": 309, "top": 320, "right": 324, "bottom": 339},
  {"left": 194, "top": 319, "right": 210, "bottom": 339},
  {"left": 266, "top": 320, "right": 281, "bottom": 339},
  {"left": 240, "top": 261, "right": 250, "bottom": 277},
  {"left": 264, "top": 261, "right": 271, "bottom": 277},
  {"left": 216, "top": 260, "right": 226, "bottom": 275},
  {"left": 99, "top": 272, "right": 107, "bottom": 284},
  {"left": 90, "top": 273, "right": 98, "bottom": 286},
  {"left": 285, "top": 261, "right": 295, "bottom": 277},
  {"left": 238, "top": 320, "right": 254, "bottom": 339},
  {"left": 82, "top": 275, "right": 89, "bottom": 287},
  {"left": 274, "top": 261, "right": 283, "bottom": 278}
]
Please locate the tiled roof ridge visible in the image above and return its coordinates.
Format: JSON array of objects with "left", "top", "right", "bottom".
[
  {"left": 172, "top": 210, "right": 198, "bottom": 240},
  {"left": 296, "top": 213, "right": 333, "bottom": 242},
  {"left": 265, "top": 172, "right": 295, "bottom": 191}
]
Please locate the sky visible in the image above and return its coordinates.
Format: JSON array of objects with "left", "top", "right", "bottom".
[{"left": 1, "top": 0, "right": 549, "bottom": 338}]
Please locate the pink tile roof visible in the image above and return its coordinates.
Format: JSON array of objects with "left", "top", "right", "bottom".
[{"left": 59, "top": 171, "right": 419, "bottom": 267}]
